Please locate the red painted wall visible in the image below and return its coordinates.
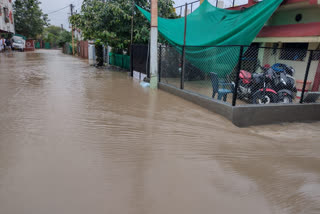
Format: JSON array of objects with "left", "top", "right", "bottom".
[
  {"left": 227, "top": 0, "right": 311, "bottom": 11},
  {"left": 227, "top": 0, "right": 257, "bottom": 10},
  {"left": 25, "top": 40, "right": 35, "bottom": 51},
  {"left": 77, "top": 41, "right": 88, "bottom": 59}
]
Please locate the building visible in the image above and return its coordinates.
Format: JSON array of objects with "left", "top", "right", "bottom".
[
  {"left": 0, "top": 0, "right": 15, "bottom": 34},
  {"left": 228, "top": 0, "right": 320, "bottom": 92}
]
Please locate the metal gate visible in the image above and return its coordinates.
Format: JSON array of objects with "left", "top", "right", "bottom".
[{"left": 130, "top": 44, "right": 150, "bottom": 80}]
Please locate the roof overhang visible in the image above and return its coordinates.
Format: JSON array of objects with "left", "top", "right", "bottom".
[
  {"left": 254, "top": 36, "right": 320, "bottom": 43},
  {"left": 257, "top": 22, "right": 320, "bottom": 38},
  {"left": 228, "top": 0, "right": 319, "bottom": 11}
]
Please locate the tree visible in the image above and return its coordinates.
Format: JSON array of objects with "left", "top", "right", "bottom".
[
  {"left": 70, "top": 0, "right": 176, "bottom": 54},
  {"left": 38, "top": 25, "right": 72, "bottom": 48},
  {"left": 13, "top": 0, "right": 49, "bottom": 39},
  {"left": 57, "top": 31, "right": 72, "bottom": 47}
]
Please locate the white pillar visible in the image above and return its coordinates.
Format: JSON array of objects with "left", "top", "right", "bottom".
[{"left": 150, "top": 0, "right": 158, "bottom": 89}]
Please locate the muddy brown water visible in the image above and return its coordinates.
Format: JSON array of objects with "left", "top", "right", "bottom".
[{"left": 0, "top": 50, "right": 320, "bottom": 214}]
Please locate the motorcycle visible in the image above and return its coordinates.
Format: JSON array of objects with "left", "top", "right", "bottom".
[
  {"left": 270, "top": 63, "right": 297, "bottom": 103},
  {"left": 237, "top": 64, "right": 296, "bottom": 104}
]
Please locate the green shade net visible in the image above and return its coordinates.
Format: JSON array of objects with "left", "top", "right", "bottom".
[{"left": 137, "top": 0, "right": 283, "bottom": 77}]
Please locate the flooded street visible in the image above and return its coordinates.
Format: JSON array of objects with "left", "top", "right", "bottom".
[{"left": 1, "top": 50, "right": 320, "bottom": 214}]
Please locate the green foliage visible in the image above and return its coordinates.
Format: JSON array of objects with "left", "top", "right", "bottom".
[
  {"left": 38, "top": 26, "right": 72, "bottom": 47},
  {"left": 70, "top": 0, "right": 176, "bottom": 54},
  {"left": 13, "top": 0, "right": 49, "bottom": 39},
  {"left": 57, "top": 31, "right": 72, "bottom": 47},
  {"left": 44, "top": 25, "right": 61, "bottom": 36}
]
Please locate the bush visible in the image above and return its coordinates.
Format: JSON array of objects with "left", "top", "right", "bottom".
[{"left": 95, "top": 39, "right": 104, "bottom": 66}]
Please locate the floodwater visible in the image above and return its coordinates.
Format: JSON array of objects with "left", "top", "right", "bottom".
[{"left": 1, "top": 50, "right": 320, "bottom": 214}]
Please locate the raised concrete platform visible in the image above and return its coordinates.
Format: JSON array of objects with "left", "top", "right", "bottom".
[{"left": 159, "top": 82, "right": 320, "bottom": 127}]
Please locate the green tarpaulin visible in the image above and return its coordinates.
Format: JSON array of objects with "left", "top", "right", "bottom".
[{"left": 137, "top": 0, "right": 282, "bottom": 76}]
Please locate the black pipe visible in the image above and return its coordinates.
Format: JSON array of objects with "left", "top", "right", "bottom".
[
  {"left": 300, "top": 50, "right": 313, "bottom": 103},
  {"left": 130, "top": 44, "right": 133, "bottom": 77},
  {"left": 158, "top": 45, "right": 162, "bottom": 83},
  {"left": 232, "top": 46, "right": 244, "bottom": 106}
]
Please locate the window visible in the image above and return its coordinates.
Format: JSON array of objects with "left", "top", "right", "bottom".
[
  {"left": 3, "top": 7, "right": 8, "bottom": 16},
  {"left": 3, "top": 7, "right": 8, "bottom": 22},
  {"left": 279, "top": 43, "right": 308, "bottom": 61},
  {"left": 233, "top": 0, "right": 249, "bottom": 7}
]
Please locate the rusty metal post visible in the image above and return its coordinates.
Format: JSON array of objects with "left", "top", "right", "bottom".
[{"left": 180, "top": 3, "right": 188, "bottom": 90}]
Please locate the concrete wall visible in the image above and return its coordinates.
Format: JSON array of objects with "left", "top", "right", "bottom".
[
  {"left": 232, "top": 103, "right": 320, "bottom": 127},
  {"left": 159, "top": 83, "right": 233, "bottom": 121},
  {"left": 158, "top": 82, "right": 320, "bottom": 127},
  {"left": 0, "top": 0, "right": 15, "bottom": 33}
]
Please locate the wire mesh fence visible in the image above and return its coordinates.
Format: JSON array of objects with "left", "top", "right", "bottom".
[
  {"left": 158, "top": 44, "right": 320, "bottom": 106},
  {"left": 182, "top": 46, "right": 241, "bottom": 105},
  {"left": 302, "top": 50, "right": 320, "bottom": 103},
  {"left": 159, "top": 45, "right": 182, "bottom": 89}
]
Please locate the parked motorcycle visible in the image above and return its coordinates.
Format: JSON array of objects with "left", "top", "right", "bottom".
[
  {"left": 237, "top": 63, "right": 296, "bottom": 104},
  {"left": 270, "top": 63, "right": 297, "bottom": 103}
]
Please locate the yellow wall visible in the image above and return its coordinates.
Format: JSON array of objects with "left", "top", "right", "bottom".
[
  {"left": 268, "top": 7, "right": 320, "bottom": 26},
  {"left": 258, "top": 42, "right": 320, "bottom": 91}
]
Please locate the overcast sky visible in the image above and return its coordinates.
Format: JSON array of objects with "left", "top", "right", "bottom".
[
  {"left": 38, "top": 0, "right": 242, "bottom": 30},
  {"left": 39, "top": 0, "right": 200, "bottom": 30}
]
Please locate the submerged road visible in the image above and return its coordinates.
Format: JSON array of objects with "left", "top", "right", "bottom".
[{"left": 0, "top": 50, "right": 320, "bottom": 214}]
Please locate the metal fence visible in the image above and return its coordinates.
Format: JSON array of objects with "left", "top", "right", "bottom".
[
  {"left": 77, "top": 41, "right": 89, "bottom": 59},
  {"left": 130, "top": 44, "right": 150, "bottom": 79},
  {"left": 159, "top": 44, "right": 320, "bottom": 106},
  {"left": 62, "top": 43, "right": 73, "bottom": 55},
  {"left": 109, "top": 53, "right": 130, "bottom": 70}
]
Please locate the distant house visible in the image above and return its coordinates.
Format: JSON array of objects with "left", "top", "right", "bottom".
[
  {"left": 0, "top": 0, "right": 15, "bottom": 34},
  {"left": 228, "top": 0, "right": 320, "bottom": 92}
]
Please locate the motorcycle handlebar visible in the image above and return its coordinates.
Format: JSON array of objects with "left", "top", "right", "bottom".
[{"left": 258, "top": 65, "right": 268, "bottom": 72}]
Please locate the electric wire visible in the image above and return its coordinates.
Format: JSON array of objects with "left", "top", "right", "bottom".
[{"left": 46, "top": 5, "right": 70, "bottom": 15}]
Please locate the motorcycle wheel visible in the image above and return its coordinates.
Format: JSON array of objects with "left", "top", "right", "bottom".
[
  {"left": 278, "top": 93, "right": 292, "bottom": 104},
  {"left": 252, "top": 91, "right": 277, "bottom": 104}
]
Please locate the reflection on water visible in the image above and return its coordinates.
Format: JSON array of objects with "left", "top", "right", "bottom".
[{"left": 0, "top": 50, "right": 320, "bottom": 214}]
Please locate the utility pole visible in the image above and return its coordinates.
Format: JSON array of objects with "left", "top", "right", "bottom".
[
  {"left": 70, "top": 4, "right": 75, "bottom": 55},
  {"left": 149, "top": 0, "right": 158, "bottom": 89}
]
